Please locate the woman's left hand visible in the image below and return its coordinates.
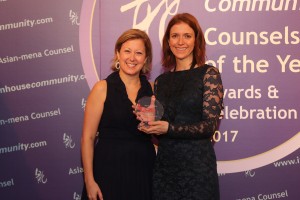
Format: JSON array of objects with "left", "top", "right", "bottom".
[{"left": 138, "top": 120, "right": 169, "bottom": 135}]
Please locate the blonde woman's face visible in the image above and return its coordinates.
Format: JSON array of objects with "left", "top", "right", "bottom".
[
  {"left": 169, "top": 22, "right": 195, "bottom": 63},
  {"left": 117, "top": 39, "right": 146, "bottom": 76}
]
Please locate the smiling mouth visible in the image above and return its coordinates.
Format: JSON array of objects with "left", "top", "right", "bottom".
[
  {"left": 126, "top": 63, "right": 137, "bottom": 67},
  {"left": 175, "top": 47, "right": 187, "bottom": 51}
]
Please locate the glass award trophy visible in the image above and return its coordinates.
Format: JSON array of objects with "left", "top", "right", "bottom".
[{"left": 135, "top": 96, "right": 164, "bottom": 127}]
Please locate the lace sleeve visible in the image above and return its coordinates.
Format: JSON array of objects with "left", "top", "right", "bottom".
[{"left": 167, "top": 66, "right": 224, "bottom": 139}]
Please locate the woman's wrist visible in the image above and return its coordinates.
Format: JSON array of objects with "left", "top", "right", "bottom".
[{"left": 166, "top": 121, "right": 172, "bottom": 134}]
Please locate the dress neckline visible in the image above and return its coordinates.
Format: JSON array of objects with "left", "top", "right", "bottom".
[
  {"left": 113, "top": 71, "right": 149, "bottom": 105},
  {"left": 171, "top": 65, "right": 202, "bottom": 74}
]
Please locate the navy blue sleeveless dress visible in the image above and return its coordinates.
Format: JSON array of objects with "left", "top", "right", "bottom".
[{"left": 82, "top": 71, "right": 156, "bottom": 200}]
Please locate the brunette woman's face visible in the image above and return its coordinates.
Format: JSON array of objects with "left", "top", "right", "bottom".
[
  {"left": 168, "top": 22, "right": 195, "bottom": 62},
  {"left": 117, "top": 39, "right": 146, "bottom": 76}
]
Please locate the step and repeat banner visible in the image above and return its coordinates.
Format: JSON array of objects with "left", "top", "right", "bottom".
[
  {"left": 0, "top": 0, "right": 87, "bottom": 199},
  {"left": 1, "top": 0, "right": 299, "bottom": 199}
]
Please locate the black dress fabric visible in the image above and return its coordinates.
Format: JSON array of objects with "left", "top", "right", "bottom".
[
  {"left": 153, "top": 65, "right": 223, "bottom": 200},
  {"left": 82, "top": 71, "right": 156, "bottom": 200}
]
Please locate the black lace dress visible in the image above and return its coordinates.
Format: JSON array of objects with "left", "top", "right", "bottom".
[
  {"left": 81, "top": 72, "right": 156, "bottom": 200},
  {"left": 153, "top": 65, "right": 223, "bottom": 200}
]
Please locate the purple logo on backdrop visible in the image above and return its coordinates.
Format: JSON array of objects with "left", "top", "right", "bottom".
[
  {"left": 35, "top": 168, "right": 47, "bottom": 184},
  {"left": 120, "top": 0, "right": 180, "bottom": 43},
  {"left": 69, "top": 10, "right": 80, "bottom": 25},
  {"left": 63, "top": 133, "right": 76, "bottom": 149},
  {"left": 79, "top": 0, "right": 300, "bottom": 174},
  {"left": 73, "top": 192, "right": 81, "bottom": 200}
]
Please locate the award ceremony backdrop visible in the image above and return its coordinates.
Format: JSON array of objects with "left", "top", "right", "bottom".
[{"left": 1, "top": 0, "right": 299, "bottom": 199}]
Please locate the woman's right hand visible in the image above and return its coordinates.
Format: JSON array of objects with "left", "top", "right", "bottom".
[{"left": 86, "top": 180, "right": 103, "bottom": 200}]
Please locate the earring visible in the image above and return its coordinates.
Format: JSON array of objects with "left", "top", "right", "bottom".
[{"left": 115, "top": 61, "right": 120, "bottom": 70}]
